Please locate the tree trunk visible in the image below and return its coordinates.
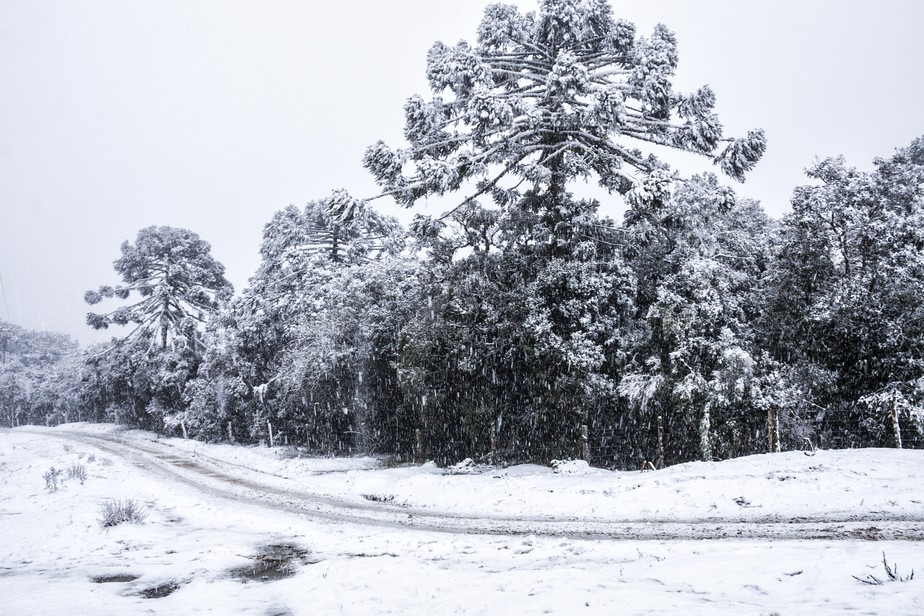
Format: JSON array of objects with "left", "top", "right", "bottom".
[
  {"left": 546, "top": 159, "right": 569, "bottom": 252},
  {"left": 267, "top": 421, "right": 274, "bottom": 447},
  {"left": 656, "top": 414, "right": 664, "bottom": 469},
  {"left": 699, "top": 403, "right": 713, "bottom": 462},
  {"left": 581, "top": 424, "right": 590, "bottom": 465},
  {"left": 767, "top": 407, "right": 781, "bottom": 453},
  {"left": 331, "top": 227, "right": 340, "bottom": 263},
  {"left": 890, "top": 393, "right": 902, "bottom": 449}
]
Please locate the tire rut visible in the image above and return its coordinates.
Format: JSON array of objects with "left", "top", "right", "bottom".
[{"left": 31, "top": 429, "right": 924, "bottom": 542}]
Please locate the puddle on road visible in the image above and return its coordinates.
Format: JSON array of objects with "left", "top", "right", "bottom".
[
  {"left": 158, "top": 455, "right": 248, "bottom": 485},
  {"left": 160, "top": 456, "right": 197, "bottom": 469},
  {"left": 230, "top": 543, "right": 318, "bottom": 582}
]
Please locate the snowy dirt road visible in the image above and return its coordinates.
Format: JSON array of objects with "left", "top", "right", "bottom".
[
  {"left": 2, "top": 425, "right": 923, "bottom": 615},
  {"left": 26, "top": 428, "right": 924, "bottom": 543}
]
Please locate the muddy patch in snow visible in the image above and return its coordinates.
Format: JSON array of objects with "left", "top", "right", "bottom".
[
  {"left": 138, "top": 580, "right": 183, "bottom": 598},
  {"left": 91, "top": 573, "right": 139, "bottom": 583},
  {"left": 230, "top": 543, "right": 318, "bottom": 582}
]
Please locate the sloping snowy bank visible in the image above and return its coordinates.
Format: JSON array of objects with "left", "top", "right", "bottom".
[{"left": 71, "top": 422, "right": 924, "bottom": 524}]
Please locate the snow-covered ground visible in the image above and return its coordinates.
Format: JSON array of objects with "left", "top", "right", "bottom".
[{"left": 1, "top": 424, "right": 921, "bottom": 615}]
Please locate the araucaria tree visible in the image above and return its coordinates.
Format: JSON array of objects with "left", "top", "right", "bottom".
[
  {"left": 352, "top": 0, "right": 766, "bottom": 464},
  {"left": 360, "top": 0, "right": 766, "bottom": 229},
  {"left": 85, "top": 226, "right": 233, "bottom": 351},
  {"left": 82, "top": 226, "right": 232, "bottom": 432}
]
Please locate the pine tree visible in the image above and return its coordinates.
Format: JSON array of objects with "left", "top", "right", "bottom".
[
  {"left": 84, "top": 226, "right": 232, "bottom": 351},
  {"left": 359, "top": 0, "right": 765, "bottom": 236}
]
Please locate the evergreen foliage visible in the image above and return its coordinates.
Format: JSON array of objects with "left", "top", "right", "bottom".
[
  {"left": 761, "top": 137, "right": 924, "bottom": 449},
  {"left": 360, "top": 0, "right": 765, "bottom": 227},
  {"left": 180, "top": 201, "right": 407, "bottom": 446},
  {"left": 85, "top": 226, "right": 233, "bottom": 351},
  {"left": 81, "top": 226, "right": 232, "bottom": 431},
  {"left": 620, "top": 175, "right": 774, "bottom": 462},
  {"left": 0, "top": 321, "right": 81, "bottom": 427}
]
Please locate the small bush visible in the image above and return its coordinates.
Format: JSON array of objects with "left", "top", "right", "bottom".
[
  {"left": 43, "top": 467, "right": 63, "bottom": 492},
  {"left": 67, "top": 463, "right": 88, "bottom": 484},
  {"left": 98, "top": 498, "right": 148, "bottom": 528}
]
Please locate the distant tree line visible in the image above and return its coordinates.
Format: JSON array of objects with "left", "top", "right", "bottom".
[{"left": 5, "top": 1, "right": 922, "bottom": 467}]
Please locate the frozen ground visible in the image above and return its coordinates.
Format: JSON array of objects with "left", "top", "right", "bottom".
[{"left": 1, "top": 424, "right": 921, "bottom": 615}]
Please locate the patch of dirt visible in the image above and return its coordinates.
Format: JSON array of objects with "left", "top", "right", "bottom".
[
  {"left": 138, "top": 581, "right": 182, "bottom": 598},
  {"left": 230, "top": 543, "right": 318, "bottom": 582},
  {"left": 344, "top": 552, "right": 399, "bottom": 559},
  {"left": 91, "top": 573, "right": 139, "bottom": 583}
]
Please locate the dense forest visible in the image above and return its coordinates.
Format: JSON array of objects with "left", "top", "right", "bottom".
[{"left": 3, "top": 1, "right": 922, "bottom": 468}]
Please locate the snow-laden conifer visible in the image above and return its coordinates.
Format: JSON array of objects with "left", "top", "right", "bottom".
[
  {"left": 355, "top": 0, "right": 765, "bottom": 221},
  {"left": 85, "top": 226, "right": 232, "bottom": 351}
]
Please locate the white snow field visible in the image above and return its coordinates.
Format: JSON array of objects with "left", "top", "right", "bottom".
[{"left": 1, "top": 424, "right": 921, "bottom": 615}]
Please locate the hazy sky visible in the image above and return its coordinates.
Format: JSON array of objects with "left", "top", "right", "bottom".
[{"left": 2, "top": 0, "right": 923, "bottom": 346}]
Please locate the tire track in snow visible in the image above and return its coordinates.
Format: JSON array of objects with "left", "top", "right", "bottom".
[{"left": 28, "top": 428, "right": 924, "bottom": 542}]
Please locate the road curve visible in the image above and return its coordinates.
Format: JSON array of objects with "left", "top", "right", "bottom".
[{"left": 27, "top": 428, "right": 924, "bottom": 542}]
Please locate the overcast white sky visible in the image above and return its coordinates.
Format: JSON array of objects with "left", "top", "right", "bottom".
[{"left": 2, "top": 0, "right": 923, "bottom": 346}]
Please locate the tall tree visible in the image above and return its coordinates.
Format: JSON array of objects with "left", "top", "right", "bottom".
[
  {"left": 85, "top": 226, "right": 232, "bottom": 351},
  {"left": 619, "top": 175, "right": 774, "bottom": 463},
  {"left": 184, "top": 202, "right": 405, "bottom": 444},
  {"left": 359, "top": 0, "right": 765, "bottom": 240},
  {"left": 356, "top": 0, "right": 766, "bottom": 465},
  {"left": 81, "top": 226, "right": 232, "bottom": 432}
]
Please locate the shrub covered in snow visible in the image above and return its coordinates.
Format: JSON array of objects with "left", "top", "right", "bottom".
[
  {"left": 98, "top": 498, "right": 147, "bottom": 528},
  {"left": 551, "top": 459, "right": 592, "bottom": 475}
]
